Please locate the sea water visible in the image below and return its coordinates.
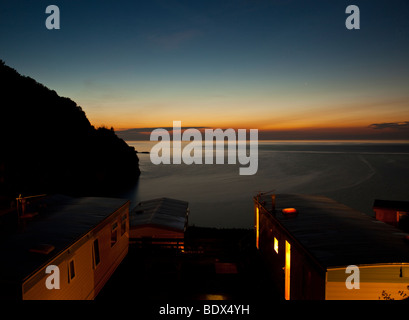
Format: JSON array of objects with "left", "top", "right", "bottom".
[{"left": 120, "top": 140, "right": 409, "bottom": 228}]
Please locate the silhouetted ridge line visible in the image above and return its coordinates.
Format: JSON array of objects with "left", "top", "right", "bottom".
[{"left": 0, "top": 59, "right": 140, "bottom": 200}]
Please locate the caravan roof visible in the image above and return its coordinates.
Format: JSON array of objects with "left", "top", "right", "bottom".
[
  {"left": 258, "top": 193, "right": 409, "bottom": 268},
  {"left": 0, "top": 195, "right": 129, "bottom": 283},
  {"left": 130, "top": 197, "right": 189, "bottom": 232}
]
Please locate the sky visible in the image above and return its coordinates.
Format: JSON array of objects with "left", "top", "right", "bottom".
[{"left": 1, "top": 0, "right": 409, "bottom": 140}]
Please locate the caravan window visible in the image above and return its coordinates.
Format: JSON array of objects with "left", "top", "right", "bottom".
[
  {"left": 274, "top": 237, "right": 279, "bottom": 253},
  {"left": 121, "top": 214, "right": 127, "bottom": 236},
  {"left": 111, "top": 222, "right": 118, "bottom": 247},
  {"left": 68, "top": 259, "right": 75, "bottom": 282},
  {"left": 93, "top": 239, "right": 100, "bottom": 267}
]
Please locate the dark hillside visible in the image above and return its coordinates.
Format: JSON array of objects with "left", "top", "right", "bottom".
[{"left": 0, "top": 60, "right": 140, "bottom": 201}]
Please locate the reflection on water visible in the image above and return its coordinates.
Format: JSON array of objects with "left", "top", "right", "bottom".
[{"left": 120, "top": 140, "right": 409, "bottom": 228}]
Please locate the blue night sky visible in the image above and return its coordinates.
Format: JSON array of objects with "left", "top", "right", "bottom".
[{"left": 1, "top": 0, "right": 409, "bottom": 139}]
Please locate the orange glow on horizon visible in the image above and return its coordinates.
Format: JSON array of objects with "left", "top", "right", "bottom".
[
  {"left": 83, "top": 99, "right": 409, "bottom": 139},
  {"left": 74, "top": 79, "right": 409, "bottom": 135},
  {"left": 93, "top": 118, "right": 379, "bottom": 131},
  {"left": 89, "top": 114, "right": 405, "bottom": 133},
  {"left": 97, "top": 122, "right": 389, "bottom": 133}
]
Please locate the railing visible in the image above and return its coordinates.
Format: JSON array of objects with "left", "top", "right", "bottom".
[
  {"left": 129, "top": 236, "right": 245, "bottom": 257},
  {"left": 130, "top": 237, "right": 185, "bottom": 251}
]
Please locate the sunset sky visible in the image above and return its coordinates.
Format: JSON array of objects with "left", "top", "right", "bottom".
[{"left": 1, "top": 0, "right": 409, "bottom": 139}]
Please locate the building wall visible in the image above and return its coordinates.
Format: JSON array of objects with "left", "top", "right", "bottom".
[
  {"left": 22, "top": 204, "right": 129, "bottom": 300},
  {"left": 290, "top": 241, "right": 325, "bottom": 300},
  {"left": 374, "top": 208, "right": 409, "bottom": 231},
  {"left": 92, "top": 204, "right": 129, "bottom": 298},
  {"left": 130, "top": 226, "right": 183, "bottom": 239},
  {"left": 22, "top": 236, "right": 96, "bottom": 300},
  {"left": 326, "top": 264, "right": 409, "bottom": 300},
  {"left": 374, "top": 208, "right": 399, "bottom": 226},
  {"left": 257, "top": 204, "right": 326, "bottom": 300}
]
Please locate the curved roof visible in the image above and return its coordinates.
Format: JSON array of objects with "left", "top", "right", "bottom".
[{"left": 130, "top": 198, "right": 189, "bottom": 232}]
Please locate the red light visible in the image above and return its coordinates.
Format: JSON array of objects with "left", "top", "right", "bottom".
[{"left": 282, "top": 208, "right": 297, "bottom": 214}]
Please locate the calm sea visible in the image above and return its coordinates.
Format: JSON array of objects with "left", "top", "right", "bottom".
[{"left": 119, "top": 140, "right": 409, "bottom": 228}]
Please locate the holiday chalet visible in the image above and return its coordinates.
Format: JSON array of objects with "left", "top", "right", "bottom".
[
  {"left": 0, "top": 195, "right": 130, "bottom": 300},
  {"left": 254, "top": 193, "right": 409, "bottom": 300}
]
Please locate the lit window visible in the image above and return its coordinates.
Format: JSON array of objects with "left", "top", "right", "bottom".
[
  {"left": 255, "top": 207, "right": 259, "bottom": 249},
  {"left": 274, "top": 237, "right": 279, "bottom": 253},
  {"left": 285, "top": 241, "right": 291, "bottom": 300},
  {"left": 111, "top": 222, "right": 118, "bottom": 247}
]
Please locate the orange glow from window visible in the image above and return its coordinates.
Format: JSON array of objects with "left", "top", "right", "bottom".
[
  {"left": 274, "top": 237, "right": 279, "bottom": 253},
  {"left": 255, "top": 207, "right": 259, "bottom": 249},
  {"left": 282, "top": 208, "right": 297, "bottom": 214},
  {"left": 203, "top": 294, "right": 228, "bottom": 300},
  {"left": 285, "top": 241, "right": 291, "bottom": 300}
]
